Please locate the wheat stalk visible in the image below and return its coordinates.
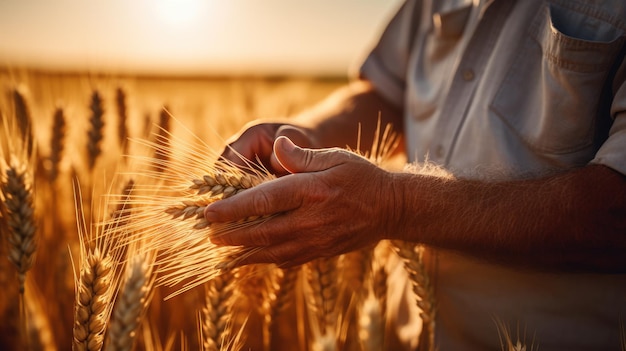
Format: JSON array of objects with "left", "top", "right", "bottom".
[
  {"left": 307, "top": 257, "right": 339, "bottom": 336},
  {"left": 392, "top": 242, "right": 436, "bottom": 351},
  {"left": 0, "top": 106, "right": 38, "bottom": 300},
  {"left": 24, "top": 277, "right": 57, "bottom": 351},
  {"left": 11, "top": 88, "right": 34, "bottom": 157},
  {"left": 116, "top": 87, "right": 129, "bottom": 155},
  {"left": 73, "top": 248, "right": 114, "bottom": 351},
  {"left": 72, "top": 183, "right": 122, "bottom": 351},
  {"left": 358, "top": 293, "right": 384, "bottom": 351},
  {"left": 495, "top": 319, "right": 536, "bottom": 351},
  {"left": 371, "top": 263, "right": 387, "bottom": 319},
  {"left": 48, "top": 107, "right": 66, "bottom": 182},
  {"left": 106, "top": 122, "right": 275, "bottom": 297},
  {"left": 201, "top": 271, "right": 237, "bottom": 351},
  {"left": 106, "top": 250, "right": 156, "bottom": 351},
  {"left": 0, "top": 161, "right": 37, "bottom": 294},
  {"left": 153, "top": 107, "right": 172, "bottom": 169},
  {"left": 87, "top": 90, "right": 105, "bottom": 171},
  {"left": 340, "top": 246, "right": 374, "bottom": 302},
  {"left": 265, "top": 266, "right": 299, "bottom": 324}
]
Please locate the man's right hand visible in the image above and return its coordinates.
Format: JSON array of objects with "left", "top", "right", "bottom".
[{"left": 220, "top": 122, "right": 317, "bottom": 176}]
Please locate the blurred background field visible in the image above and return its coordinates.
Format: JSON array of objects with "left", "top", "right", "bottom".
[
  {"left": 0, "top": 68, "right": 353, "bottom": 350},
  {"left": 0, "top": 70, "right": 347, "bottom": 155}
]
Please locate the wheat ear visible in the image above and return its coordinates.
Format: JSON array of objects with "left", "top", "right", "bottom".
[
  {"left": 72, "top": 183, "right": 122, "bottom": 351},
  {"left": 372, "top": 263, "right": 387, "bottom": 319},
  {"left": 73, "top": 248, "right": 114, "bottom": 351},
  {"left": 106, "top": 251, "right": 156, "bottom": 351},
  {"left": 307, "top": 257, "right": 339, "bottom": 336},
  {"left": 201, "top": 270, "right": 237, "bottom": 351},
  {"left": 340, "top": 246, "right": 374, "bottom": 302},
  {"left": 1, "top": 161, "right": 37, "bottom": 294},
  {"left": 358, "top": 293, "right": 384, "bottom": 351},
  {"left": 87, "top": 90, "right": 105, "bottom": 171},
  {"left": 152, "top": 106, "right": 172, "bottom": 169},
  {"left": 116, "top": 87, "right": 129, "bottom": 154},
  {"left": 11, "top": 88, "right": 34, "bottom": 156},
  {"left": 495, "top": 319, "right": 536, "bottom": 351},
  {"left": 265, "top": 266, "right": 299, "bottom": 324},
  {"left": 392, "top": 241, "right": 436, "bottom": 351},
  {"left": 48, "top": 107, "right": 66, "bottom": 182},
  {"left": 110, "top": 122, "right": 274, "bottom": 296}
]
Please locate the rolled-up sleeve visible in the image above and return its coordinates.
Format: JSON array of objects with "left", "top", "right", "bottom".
[
  {"left": 591, "top": 57, "right": 626, "bottom": 175},
  {"left": 356, "top": 0, "right": 421, "bottom": 109}
]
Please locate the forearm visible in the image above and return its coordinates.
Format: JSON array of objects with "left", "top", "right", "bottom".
[
  {"left": 292, "top": 80, "right": 404, "bottom": 153},
  {"left": 388, "top": 164, "right": 626, "bottom": 272}
]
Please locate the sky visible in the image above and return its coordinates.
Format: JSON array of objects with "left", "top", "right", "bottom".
[{"left": 0, "top": 0, "right": 403, "bottom": 76}]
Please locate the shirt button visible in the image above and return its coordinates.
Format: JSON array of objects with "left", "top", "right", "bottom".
[{"left": 462, "top": 69, "right": 475, "bottom": 81}]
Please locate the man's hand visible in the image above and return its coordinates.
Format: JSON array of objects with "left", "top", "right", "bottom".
[
  {"left": 221, "top": 123, "right": 316, "bottom": 176},
  {"left": 205, "top": 136, "right": 395, "bottom": 267}
]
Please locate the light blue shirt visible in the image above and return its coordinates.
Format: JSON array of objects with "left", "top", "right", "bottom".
[{"left": 359, "top": 0, "right": 626, "bottom": 349}]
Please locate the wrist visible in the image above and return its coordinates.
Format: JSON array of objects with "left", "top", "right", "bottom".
[{"left": 379, "top": 171, "right": 409, "bottom": 241}]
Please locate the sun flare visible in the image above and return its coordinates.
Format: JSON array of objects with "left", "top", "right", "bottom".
[{"left": 154, "top": 0, "right": 206, "bottom": 27}]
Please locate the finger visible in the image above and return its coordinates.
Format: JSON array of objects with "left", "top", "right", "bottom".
[
  {"left": 220, "top": 125, "right": 277, "bottom": 169},
  {"left": 270, "top": 125, "right": 314, "bottom": 175},
  {"left": 273, "top": 136, "right": 352, "bottom": 174},
  {"left": 231, "top": 242, "right": 318, "bottom": 268},
  {"left": 204, "top": 175, "right": 304, "bottom": 224},
  {"left": 209, "top": 201, "right": 317, "bottom": 246}
]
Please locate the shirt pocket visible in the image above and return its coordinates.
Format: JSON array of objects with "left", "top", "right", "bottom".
[{"left": 489, "top": 2, "right": 626, "bottom": 155}]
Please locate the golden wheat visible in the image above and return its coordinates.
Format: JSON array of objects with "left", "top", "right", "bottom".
[
  {"left": 107, "top": 123, "right": 275, "bottom": 297},
  {"left": 24, "top": 277, "right": 57, "bottom": 351},
  {"left": 495, "top": 319, "right": 536, "bottom": 351},
  {"left": 307, "top": 257, "right": 339, "bottom": 337},
  {"left": 358, "top": 293, "right": 384, "bottom": 351},
  {"left": 11, "top": 87, "right": 34, "bottom": 156},
  {"left": 200, "top": 270, "right": 237, "bottom": 351},
  {"left": 86, "top": 90, "right": 105, "bottom": 171},
  {"left": 393, "top": 241, "right": 436, "bottom": 351},
  {"left": 72, "top": 183, "right": 123, "bottom": 351},
  {"left": 47, "top": 107, "right": 66, "bottom": 182},
  {"left": 106, "top": 250, "right": 156, "bottom": 351},
  {"left": 116, "top": 87, "right": 129, "bottom": 155},
  {"left": 0, "top": 111, "right": 37, "bottom": 296}
]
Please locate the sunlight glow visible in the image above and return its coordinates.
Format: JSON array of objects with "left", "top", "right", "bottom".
[
  {"left": 0, "top": 0, "right": 403, "bottom": 75},
  {"left": 154, "top": 0, "right": 206, "bottom": 27}
]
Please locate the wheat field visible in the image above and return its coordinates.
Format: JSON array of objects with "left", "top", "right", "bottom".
[{"left": 0, "top": 69, "right": 448, "bottom": 351}]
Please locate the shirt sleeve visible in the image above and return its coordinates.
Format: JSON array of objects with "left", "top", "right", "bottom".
[
  {"left": 354, "top": 0, "right": 422, "bottom": 109},
  {"left": 591, "top": 54, "right": 626, "bottom": 175}
]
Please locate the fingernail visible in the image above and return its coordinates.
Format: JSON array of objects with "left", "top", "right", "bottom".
[{"left": 204, "top": 206, "right": 219, "bottom": 223}]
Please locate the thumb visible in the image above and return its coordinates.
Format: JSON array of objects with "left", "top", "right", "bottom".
[
  {"left": 269, "top": 125, "right": 313, "bottom": 175},
  {"left": 273, "top": 136, "right": 345, "bottom": 174}
]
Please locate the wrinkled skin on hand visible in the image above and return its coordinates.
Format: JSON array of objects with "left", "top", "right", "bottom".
[{"left": 205, "top": 136, "right": 395, "bottom": 267}]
